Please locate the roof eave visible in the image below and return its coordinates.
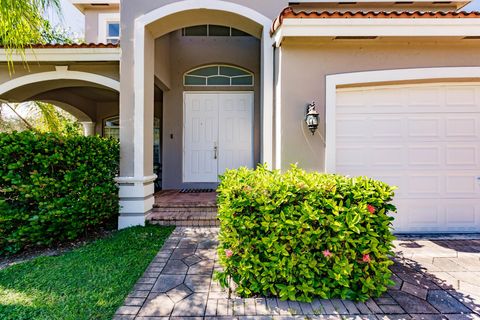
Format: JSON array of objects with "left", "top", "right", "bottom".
[
  {"left": 0, "top": 47, "right": 121, "bottom": 63},
  {"left": 273, "top": 17, "right": 480, "bottom": 46}
]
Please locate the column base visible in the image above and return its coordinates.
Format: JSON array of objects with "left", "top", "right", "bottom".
[
  {"left": 118, "top": 214, "right": 146, "bottom": 229},
  {"left": 117, "top": 175, "right": 156, "bottom": 230}
]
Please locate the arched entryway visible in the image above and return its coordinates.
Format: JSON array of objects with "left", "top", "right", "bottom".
[
  {"left": 118, "top": 0, "right": 275, "bottom": 228},
  {"left": 0, "top": 68, "right": 120, "bottom": 136}
]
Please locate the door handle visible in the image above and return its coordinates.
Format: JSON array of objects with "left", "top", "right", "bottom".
[{"left": 214, "top": 143, "right": 218, "bottom": 160}]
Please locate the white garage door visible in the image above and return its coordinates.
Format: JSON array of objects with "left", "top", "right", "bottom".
[{"left": 335, "top": 83, "right": 480, "bottom": 233}]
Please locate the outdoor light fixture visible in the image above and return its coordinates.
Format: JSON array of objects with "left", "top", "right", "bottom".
[{"left": 305, "top": 101, "right": 319, "bottom": 135}]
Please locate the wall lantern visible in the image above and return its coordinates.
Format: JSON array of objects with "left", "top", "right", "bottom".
[{"left": 305, "top": 101, "right": 319, "bottom": 135}]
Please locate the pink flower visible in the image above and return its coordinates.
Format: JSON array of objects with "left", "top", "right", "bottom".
[
  {"left": 362, "top": 254, "right": 371, "bottom": 263},
  {"left": 225, "top": 249, "right": 233, "bottom": 258},
  {"left": 367, "top": 205, "right": 376, "bottom": 214},
  {"left": 322, "top": 250, "right": 332, "bottom": 258}
]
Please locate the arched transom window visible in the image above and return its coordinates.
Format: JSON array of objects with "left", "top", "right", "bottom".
[{"left": 184, "top": 65, "right": 254, "bottom": 87}]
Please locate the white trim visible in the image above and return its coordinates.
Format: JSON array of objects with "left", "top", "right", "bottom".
[
  {"left": 274, "top": 19, "right": 480, "bottom": 45},
  {"left": 134, "top": 0, "right": 274, "bottom": 172},
  {"left": 118, "top": 215, "right": 146, "bottom": 229},
  {"left": 136, "top": 0, "right": 271, "bottom": 27},
  {"left": 0, "top": 69, "right": 120, "bottom": 96},
  {"left": 116, "top": 175, "right": 157, "bottom": 184},
  {"left": 337, "top": 81, "right": 480, "bottom": 92},
  {"left": 0, "top": 48, "right": 120, "bottom": 62},
  {"left": 325, "top": 66, "right": 480, "bottom": 173},
  {"left": 274, "top": 47, "right": 282, "bottom": 170},
  {"left": 98, "top": 12, "right": 120, "bottom": 44}
]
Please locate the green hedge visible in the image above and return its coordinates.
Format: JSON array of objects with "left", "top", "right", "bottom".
[
  {"left": 216, "top": 165, "right": 397, "bottom": 302},
  {"left": 0, "top": 131, "right": 119, "bottom": 254}
]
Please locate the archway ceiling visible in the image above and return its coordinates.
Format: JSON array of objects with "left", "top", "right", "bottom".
[
  {"left": 146, "top": 9, "right": 263, "bottom": 39},
  {"left": 0, "top": 80, "right": 118, "bottom": 103}
]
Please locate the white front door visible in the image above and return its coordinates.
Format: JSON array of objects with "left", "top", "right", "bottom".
[
  {"left": 184, "top": 92, "right": 254, "bottom": 182},
  {"left": 335, "top": 83, "right": 480, "bottom": 233}
]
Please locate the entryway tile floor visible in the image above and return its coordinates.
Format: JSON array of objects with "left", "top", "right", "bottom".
[{"left": 114, "top": 228, "right": 480, "bottom": 319}]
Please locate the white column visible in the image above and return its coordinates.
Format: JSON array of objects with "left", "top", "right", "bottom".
[
  {"left": 261, "top": 29, "right": 275, "bottom": 169},
  {"left": 81, "top": 122, "right": 96, "bottom": 136},
  {"left": 117, "top": 26, "right": 155, "bottom": 229}
]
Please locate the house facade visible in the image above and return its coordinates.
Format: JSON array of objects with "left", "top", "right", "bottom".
[{"left": 1, "top": 0, "right": 480, "bottom": 233}]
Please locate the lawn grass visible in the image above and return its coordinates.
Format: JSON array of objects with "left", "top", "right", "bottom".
[{"left": 0, "top": 225, "right": 174, "bottom": 320}]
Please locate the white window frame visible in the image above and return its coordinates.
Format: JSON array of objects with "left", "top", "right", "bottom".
[
  {"left": 183, "top": 64, "right": 254, "bottom": 87},
  {"left": 98, "top": 12, "right": 120, "bottom": 44}
]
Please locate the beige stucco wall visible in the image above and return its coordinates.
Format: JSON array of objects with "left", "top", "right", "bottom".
[
  {"left": 279, "top": 38, "right": 480, "bottom": 172},
  {"left": 158, "top": 30, "right": 260, "bottom": 189},
  {"left": 155, "top": 35, "right": 171, "bottom": 90},
  {"left": 84, "top": 9, "right": 120, "bottom": 43},
  {"left": 95, "top": 101, "right": 120, "bottom": 134}
]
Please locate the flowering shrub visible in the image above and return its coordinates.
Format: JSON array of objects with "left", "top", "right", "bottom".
[
  {"left": 0, "top": 131, "right": 119, "bottom": 254},
  {"left": 215, "top": 165, "right": 397, "bottom": 302}
]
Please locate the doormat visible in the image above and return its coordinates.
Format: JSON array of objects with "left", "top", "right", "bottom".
[{"left": 180, "top": 189, "right": 216, "bottom": 193}]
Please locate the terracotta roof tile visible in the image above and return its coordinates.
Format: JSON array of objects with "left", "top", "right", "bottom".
[
  {"left": 0, "top": 43, "right": 120, "bottom": 49},
  {"left": 272, "top": 7, "right": 480, "bottom": 34}
]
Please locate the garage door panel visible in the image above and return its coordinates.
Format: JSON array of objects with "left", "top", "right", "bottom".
[
  {"left": 370, "top": 88, "right": 406, "bottom": 108},
  {"left": 336, "top": 83, "right": 480, "bottom": 233},
  {"left": 446, "top": 145, "right": 478, "bottom": 167},
  {"left": 445, "top": 174, "right": 479, "bottom": 195},
  {"left": 336, "top": 90, "right": 366, "bottom": 109},
  {"left": 407, "top": 118, "right": 441, "bottom": 138},
  {"left": 408, "top": 175, "right": 441, "bottom": 195},
  {"left": 445, "top": 87, "right": 478, "bottom": 107},
  {"left": 371, "top": 118, "right": 404, "bottom": 138},
  {"left": 446, "top": 117, "right": 479, "bottom": 138},
  {"left": 394, "top": 199, "right": 480, "bottom": 233},
  {"left": 371, "top": 146, "right": 405, "bottom": 167},
  {"left": 336, "top": 146, "right": 366, "bottom": 167},
  {"left": 446, "top": 203, "right": 477, "bottom": 225},
  {"left": 407, "top": 87, "right": 442, "bottom": 108},
  {"left": 408, "top": 146, "right": 441, "bottom": 166},
  {"left": 336, "top": 117, "right": 368, "bottom": 138}
]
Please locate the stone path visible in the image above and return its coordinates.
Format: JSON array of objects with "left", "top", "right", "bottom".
[{"left": 114, "top": 228, "right": 480, "bottom": 319}]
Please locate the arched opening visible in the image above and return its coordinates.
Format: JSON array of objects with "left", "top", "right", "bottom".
[
  {"left": 0, "top": 70, "right": 120, "bottom": 136},
  {"left": 128, "top": 1, "right": 273, "bottom": 191},
  {"left": 118, "top": 0, "right": 275, "bottom": 228}
]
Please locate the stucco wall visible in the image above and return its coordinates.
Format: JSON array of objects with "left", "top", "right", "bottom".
[
  {"left": 159, "top": 30, "right": 261, "bottom": 189},
  {"left": 155, "top": 35, "right": 171, "bottom": 90},
  {"left": 84, "top": 9, "right": 120, "bottom": 43},
  {"left": 279, "top": 38, "right": 480, "bottom": 172},
  {"left": 95, "top": 101, "right": 120, "bottom": 134}
]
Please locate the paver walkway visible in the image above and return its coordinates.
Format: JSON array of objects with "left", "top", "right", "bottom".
[{"left": 115, "top": 228, "right": 480, "bottom": 320}]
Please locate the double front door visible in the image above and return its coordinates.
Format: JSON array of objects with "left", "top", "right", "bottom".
[{"left": 184, "top": 92, "right": 254, "bottom": 182}]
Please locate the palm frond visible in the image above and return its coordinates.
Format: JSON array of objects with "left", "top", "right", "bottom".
[
  {"left": 0, "top": 0, "right": 63, "bottom": 71},
  {"left": 32, "top": 101, "right": 64, "bottom": 132}
]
